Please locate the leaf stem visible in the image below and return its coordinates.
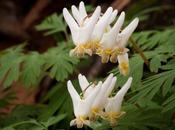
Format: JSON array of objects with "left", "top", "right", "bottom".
[
  {"left": 129, "top": 37, "right": 149, "bottom": 67},
  {"left": 7, "top": 120, "right": 46, "bottom": 129},
  {"left": 64, "top": 30, "right": 69, "bottom": 41}
]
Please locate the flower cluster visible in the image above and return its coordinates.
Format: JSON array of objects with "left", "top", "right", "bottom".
[
  {"left": 67, "top": 73, "right": 132, "bottom": 128},
  {"left": 63, "top": 1, "right": 139, "bottom": 76}
]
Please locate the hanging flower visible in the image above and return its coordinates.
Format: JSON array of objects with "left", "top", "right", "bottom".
[
  {"left": 67, "top": 74, "right": 132, "bottom": 128},
  {"left": 63, "top": 1, "right": 119, "bottom": 56},
  {"left": 77, "top": 73, "right": 116, "bottom": 119},
  {"left": 97, "top": 13, "right": 139, "bottom": 75},
  {"left": 67, "top": 80, "right": 102, "bottom": 128},
  {"left": 63, "top": 1, "right": 139, "bottom": 76},
  {"left": 89, "top": 8, "right": 117, "bottom": 52},
  {"left": 104, "top": 77, "right": 133, "bottom": 125},
  {"left": 90, "top": 74, "right": 116, "bottom": 118},
  {"left": 63, "top": 4, "right": 101, "bottom": 57}
]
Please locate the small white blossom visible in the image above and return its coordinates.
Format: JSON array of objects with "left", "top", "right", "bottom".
[
  {"left": 89, "top": 7, "right": 116, "bottom": 52},
  {"left": 90, "top": 74, "right": 117, "bottom": 118},
  {"left": 63, "top": 1, "right": 139, "bottom": 76},
  {"left": 104, "top": 77, "right": 133, "bottom": 125},
  {"left": 97, "top": 14, "right": 139, "bottom": 75},
  {"left": 67, "top": 80, "right": 101, "bottom": 128},
  {"left": 63, "top": 1, "right": 119, "bottom": 56},
  {"left": 71, "top": 1, "right": 87, "bottom": 26},
  {"left": 67, "top": 74, "right": 132, "bottom": 128},
  {"left": 63, "top": 4, "right": 101, "bottom": 57}
]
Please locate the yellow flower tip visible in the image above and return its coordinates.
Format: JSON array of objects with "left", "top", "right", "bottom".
[
  {"left": 70, "top": 116, "right": 90, "bottom": 128},
  {"left": 105, "top": 111, "right": 126, "bottom": 126},
  {"left": 69, "top": 44, "right": 93, "bottom": 57},
  {"left": 110, "top": 54, "right": 118, "bottom": 63},
  {"left": 85, "top": 40, "right": 100, "bottom": 53},
  {"left": 89, "top": 107, "right": 101, "bottom": 120},
  {"left": 91, "top": 107, "right": 100, "bottom": 115},
  {"left": 101, "top": 55, "right": 109, "bottom": 63},
  {"left": 96, "top": 48, "right": 113, "bottom": 63},
  {"left": 119, "top": 62, "right": 129, "bottom": 76}
]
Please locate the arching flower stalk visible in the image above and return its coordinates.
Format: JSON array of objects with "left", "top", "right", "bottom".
[{"left": 67, "top": 73, "right": 132, "bottom": 128}]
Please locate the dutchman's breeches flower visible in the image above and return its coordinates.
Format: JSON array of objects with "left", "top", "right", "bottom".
[
  {"left": 63, "top": 2, "right": 101, "bottom": 57},
  {"left": 63, "top": 1, "right": 139, "bottom": 76},
  {"left": 90, "top": 74, "right": 117, "bottom": 118},
  {"left": 97, "top": 12, "right": 139, "bottom": 75},
  {"left": 104, "top": 77, "right": 133, "bottom": 125},
  {"left": 67, "top": 79, "right": 102, "bottom": 128},
  {"left": 63, "top": 1, "right": 118, "bottom": 56},
  {"left": 67, "top": 73, "right": 132, "bottom": 128}
]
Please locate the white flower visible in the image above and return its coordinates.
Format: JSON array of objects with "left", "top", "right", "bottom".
[
  {"left": 71, "top": 2, "right": 118, "bottom": 53},
  {"left": 117, "top": 53, "right": 129, "bottom": 76},
  {"left": 78, "top": 73, "right": 117, "bottom": 118},
  {"left": 67, "top": 80, "right": 101, "bottom": 128},
  {"left": 63, "top": 4, "right": 101, "bottom": 57},
  {"left": 67, "top": 73, "right": 132, "bottom": 127},
  {"left": 63, "top": 1, "right": 120, "bottom": 56},
  {"left": 89, "top": 8, "right": 117, "bottom": 52},
  {"left": 90, "top": 74, "right": 117, "bottom": 117},
  {"left": 97, "top": 13, "right": 139, "bottom": 75},
  {"left": 104, "top": 77, "right": 133, "bottom": 125}
]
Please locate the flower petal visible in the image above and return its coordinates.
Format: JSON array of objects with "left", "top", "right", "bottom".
[
  {"left": 77, "top": 84, "right": 101, "bottom": 117},
  {"left": 79, "top": 1, "right": 87, "bottom": 19},
  {"left": 105, "top": 77, "right": 132, "bottom": 113},
  {"left": 67, "top": 80, "right": 80, "bottom": 113},
  {"left": 70, "top": 119, "right": 77, "bottom": 126},
  {"left": 84, "top": 81, "right": 102, "bottom": 98},
  {"left": 74, "top": 6, "right": 101, "bottom": 45},
  {"left": 110, "top": 12, "right": 125, "bottom": 40},
  {"left": 92, "top": 73, "right": 113, "bottom": 109},
  {"left": 106, "top": 77, "right": 117, "bottom": 96},
  {"left": 119, "top": 18, "right": 139, "bottom": 47},
  {"left": 78, "top": 74, "right": 89, "bottom": 91},
  {"left": 100, "top": 12, "right": 125, "bottom": 48},
  {"left": 91, "top": 7, "right": 113, "bottom": 40},
  {"left": 71, "top": 5, "right": 81, "bottom": 25},
  {"left": 84, "top": 6, "right": 101, "bottom": 33},
  {"left": 108, "top": 9, "right": 118, "bottom": 25},
  {"left": 117, "top": 53, "right": 129, "bottom": 76},
  {"left": 63, "top": 8, "right": 79, "bottom": 44}
]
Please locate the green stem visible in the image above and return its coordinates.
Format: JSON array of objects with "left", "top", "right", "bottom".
[
  {"left": 7, "top": 120, "right": 47, "bottom": 129},
  {"left": 64, "top": 30, "right": 69, "bottom": 41},
  {"left": 129, "top": 37, "right": 149, "bottom": 67}
]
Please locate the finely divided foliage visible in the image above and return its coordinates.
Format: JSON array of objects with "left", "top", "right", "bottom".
[
  {"left": 0, "top": 1, "right": 175, "bottom": 130},
  {"left": 0, "top": 44, "right": 79, "bottom": 88}
]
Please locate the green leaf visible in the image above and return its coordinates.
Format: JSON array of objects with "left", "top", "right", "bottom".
[
  {"left": 21, "top": 52, "right": 45, "bottom": 87},
  {"left": 42, "top": 114, "right": 66, "bottom": 127},
  {"left": 44, "top": 44, "right": 79, "bottom": 81},
  {"left": 36, "top": 13, "right": 66, "bottom": 35},
  {"left": 150, "top": 55, "right": 161, "bottom": 72},
  {"left": 0, "top": 45, "right": 24, "bottom": 88},
  {"left": 162, "top": 93, "right": 175, "bottom": 113},
  {"left": 2, "top": 127, "right": 16, "bottom": 130},
  {"left": 129, "top": 70, "right": 175, "bottom": 102}
]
